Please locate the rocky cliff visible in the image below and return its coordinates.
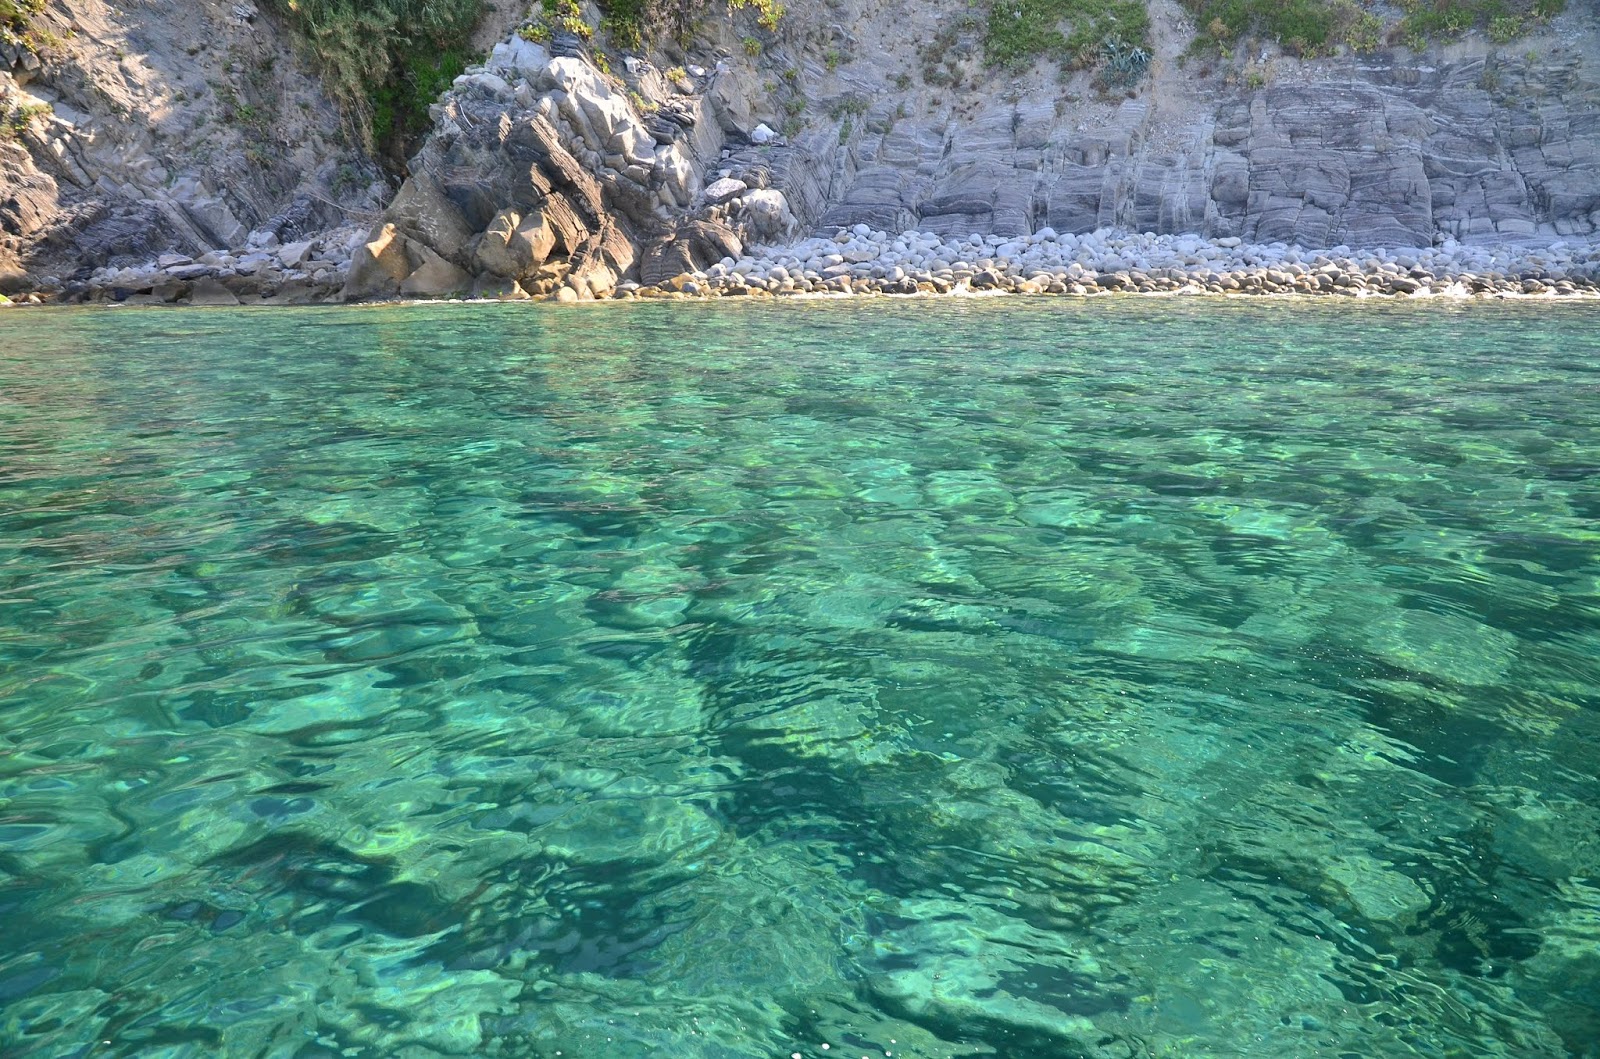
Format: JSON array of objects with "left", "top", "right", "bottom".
[
  {"left": 342, "top": 0, "right": 1600, "bottom": 301},
  {"left": 3, "top": 0, "right": 1599, "bottom": 301},
  {"left": 0, "top": 0, "right": 387, "bottom": 292},
  {"left": 805, "top": 0, "right": 1600, "bottom": 247}
]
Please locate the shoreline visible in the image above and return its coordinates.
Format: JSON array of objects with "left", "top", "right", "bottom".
[
  {"left": 623, "top": 225, "right": 1600, "bottom": 301},
  {"left": 7, "top": 226, "right": 1600, "bottom": 307}
]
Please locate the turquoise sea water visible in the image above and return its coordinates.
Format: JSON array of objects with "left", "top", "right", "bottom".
[{"left": 1, "top": 300, "right": 1599, "bottom": 1058}]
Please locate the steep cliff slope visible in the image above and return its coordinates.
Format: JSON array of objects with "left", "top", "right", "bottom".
[
  {"left": 336, "top": 0, "right": 1599, "bottom": 301},
  {"left": 0, "top": 0, "right": 381, "bottom": 290},
  {"left": 805, "top": 0, "right": 1600, "bottom": 245},
  {"left": 3, "top": 0, "right": 1599, "bottom": 300}
]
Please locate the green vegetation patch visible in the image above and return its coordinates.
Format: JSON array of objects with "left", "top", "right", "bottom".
[
  {"left": 985, "top": 0, "right": 1151, "bottom": 71},
  {"left": 1182, "top": 0, "right": 1355, "bottom": 57},
  {"left": 0, "top": 0, "right": 42, "bottom": 34},
  {"left": 586, "top": 0, "right": 783, "bottom": 52},
  {"left": 263, "top": 0, "right": 482, "bottom": 157},
  {"left": 1, "top": 0, "right": 57, "bottom": 53},
  {"left": 1183, "top": 0, "right": 1565, "bottom": 57},
  {"left": 1394, "top": 0, "right": 1564, "bottom": 49}
]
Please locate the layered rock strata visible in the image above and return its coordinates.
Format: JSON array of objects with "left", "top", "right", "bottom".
[{"left": 820, "top": 52, "right": 1600, "bottom": 247}]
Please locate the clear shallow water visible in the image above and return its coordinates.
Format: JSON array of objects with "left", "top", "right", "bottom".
[{"left": 1, "top": 299, "right": 1599, "bottom": 1059}]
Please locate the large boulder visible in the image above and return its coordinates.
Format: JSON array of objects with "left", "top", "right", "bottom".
[
  {"left": 189, "top": 278, "right": 240, "bottom": 305},
  {"left": 474, "top": 205, "right": 563, "bottom": 279},
  {"left": 639, "top": 218, "right": 742, "bottom": 285},
  {"left": 340, "top": 223, "right": 413, "bottom": 299},
  {"left": 386, "top": 174, "right": 476, "bottom": 267},
  {"left": 399, "top": 246, "right": 471, "bottom": 296},
  {"left": 487, "top": 36, "right": 551, "bottom": 82},
  {"left": 735, "top": 188, "right": 798, "bottom": 243}
]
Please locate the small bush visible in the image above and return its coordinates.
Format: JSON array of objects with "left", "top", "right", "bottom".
[
  {"left": 537, "top": 0, "right": 593, "bottom": 41},
  {"left": 263, "top": 0, "right": 482, "bottom": 156},
  {"left": 827, "top": 94, "right": 869, "bottom": 119},
  {"left": 0, "top": 98, "right": 50, "bottom": 140},
  {"left": 1344, "top": 11, "right": 1383, "bottom": 53},
  {"left": 1100, "top": 36, "right": 1150, "bottom": 86},
  {"left": 986, "top": 0, "right": 1151, "bottom": 73},
  {"left": 729, "top": 0, "right": 785, "bottom": 33},
  {"left": 598, "top": 0, "right": 646, "bottom": 48},
  {"left": 1489, "top": 15, "right": 1522, "bottom": 42},
  {"left": 743, "top": 35, "right": 762, "bottom": 56}
]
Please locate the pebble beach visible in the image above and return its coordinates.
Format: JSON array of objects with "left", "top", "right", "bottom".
[
  {"left": 627, "top": 225, "right": 1600, "bottom": 299},
  {"left": 10, "top": 225, "right": 1600, "bottom": 307}
]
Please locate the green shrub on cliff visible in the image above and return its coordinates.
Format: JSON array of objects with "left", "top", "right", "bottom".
[
  {"left": 1184, "top": 0, "right": 1566, "bottom": 57},
  {"left": 0, "top": 0, "right": 48, "bottom": 51},
  {"left": 1181, "top": 0, "right": 1347, "bottom": 56},
  {"left": 0, "top": 98, "right": 50, "bottom": 140},
  {"left": 263, "top": 0, "right": 481, "bottom": 157},
  {"left": 589, "top": 0, "right": 782, "bottom": 51},
  {"left": 985, "top": 0, "right": 1151, "bottom": 74},
  {"left": 0, "top": 0, "right": 43, "bottom": 33},
  {"left": 1395, "top": 0, "right": 1564, "bottom": 46}
]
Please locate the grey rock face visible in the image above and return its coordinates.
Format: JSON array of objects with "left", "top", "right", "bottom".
[
  {"left": 820, "top": 53, "right": 1600, "bottom": 246},
  {"left": 0, "top": 0, "right": 377, "bottom": 284},
  {"left": 359, "top": 48, "right": 830, "bottom": 299}
]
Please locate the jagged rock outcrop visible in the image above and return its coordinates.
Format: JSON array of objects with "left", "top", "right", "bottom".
[{"left": 345, "top": 35, "right": 826, "bottom": 300}]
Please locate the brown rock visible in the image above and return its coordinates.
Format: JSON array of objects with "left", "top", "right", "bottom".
[
  {"left": 189, "top": 278, "right": 240, "bottom": 306},
  {"left": 400, "top": 246, "right": 472, "bottom": 297},
  {"left": 341, "top": 224, "right": 414, "bottom": 299},
  {"left": 387, "top": 174, "right": 476, "bottom": 266}
]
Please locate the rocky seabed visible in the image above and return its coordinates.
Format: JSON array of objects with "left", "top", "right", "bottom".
[{"left": 626, "top": 225, "right": 1600, "bottom": 300}]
